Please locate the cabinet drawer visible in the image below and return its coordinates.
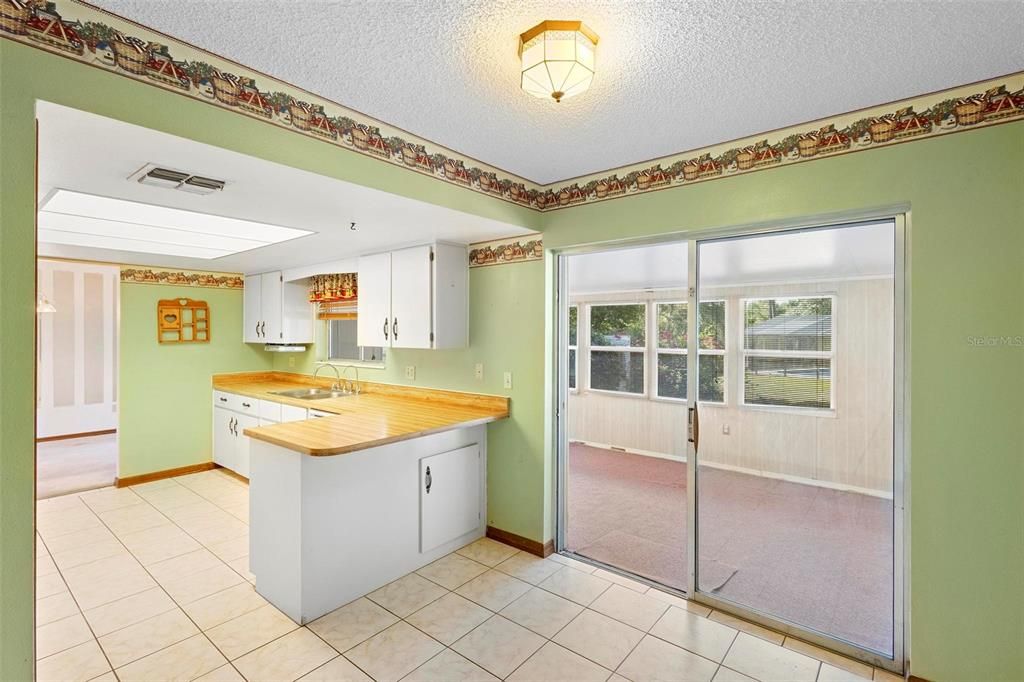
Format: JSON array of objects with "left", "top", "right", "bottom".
[
  {"left": 280, "top": 404, "right": 309, "bottom": 423},
  {"left": 235, "top": 396, "right": 258, "bottom": 415},
  {"left": 259, "top": 400, "right": 282, "bottom": 422},
  {"left": 213, "top": 390, "right": 241, "bottom": 411}
]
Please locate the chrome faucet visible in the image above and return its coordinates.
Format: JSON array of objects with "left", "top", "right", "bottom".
[
  {"left": 312, "top": 363, "right": 341, "bottom": 390},
  {"left": 339, "top": 364, "right": 361, "bottom": 394}
]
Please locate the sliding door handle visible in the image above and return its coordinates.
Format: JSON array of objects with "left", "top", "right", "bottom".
[{"left": 687, "top": 405, "right": 700, "bottom": 452}]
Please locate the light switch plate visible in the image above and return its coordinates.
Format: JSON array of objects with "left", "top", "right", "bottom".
[
  {"left": 503, "top": 371, "right": 513, "bottom": 389},
  {"left": 405, "top": 365, "right": 416, "bottom": 380},
  {"left": 474, "top": 363, "right": 484, "bottom": 380},
  {"left": 722, "top": 424, "right": 730, "bottom": 435}
]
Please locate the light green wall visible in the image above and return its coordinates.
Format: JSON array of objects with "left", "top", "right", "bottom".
[
  {"left": 2, "top": 35, "right": 1022, "bottom": 682},
  {"left": 275, "top": 261, "right": 547, "bottom": 540},
  {"left": 118, "top": 284, "right": 272, "bottom": 477},
  {"left": 0, "top": 39, "right": 538, "bottom": 680},
  {"left": 541, "top": 124, "right": 1024, "bottom": 682}
]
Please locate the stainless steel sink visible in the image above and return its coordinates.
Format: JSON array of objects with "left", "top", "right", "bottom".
[{"left": 271, "top": 387, "right": 351, "bottom": 400}]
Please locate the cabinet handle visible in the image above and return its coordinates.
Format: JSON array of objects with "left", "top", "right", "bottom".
[
  {"left": 383, "top": 317, "right": 389, "bottom": 340},
  {"left": 260, "top": 321, "right": 266, "bottom": 337},
  {"left": 229, "top": 417, "right": 235, "bottom": 435},
  {"left": 242, "top": 402, "right": 251, "bottom": 408},
  {"left": 424, "top": 466, "right": 431, "bottom": 494},
  {"left": 393, "top": 317, "right": 398, "bottom": 341},
  {"left": 219, "top": 397, "right": 227, "bottom": 403}
]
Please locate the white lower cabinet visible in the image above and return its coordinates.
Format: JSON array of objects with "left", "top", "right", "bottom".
[
  {"left": 419, "top": 443, "right": 481, "bottom": 553},
  {"left": 214, "top": 393, "right": 314, "bottom": 477},
  {"left": 213, "top": 405, "right": 257, "bottom": 478}
]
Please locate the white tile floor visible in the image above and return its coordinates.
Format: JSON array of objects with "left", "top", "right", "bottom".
[{"left": 35, "top": 469, "right": 904, "bottom": 681}]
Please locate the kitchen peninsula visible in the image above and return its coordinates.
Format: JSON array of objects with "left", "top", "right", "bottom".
[{"left": 213, "top": 371, "right": 509, "bottom": 624}]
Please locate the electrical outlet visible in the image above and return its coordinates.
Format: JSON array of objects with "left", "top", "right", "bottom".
[
  {"left": 722, "top": 424, "right": 730, "bottom": 435},
  {"left": 405, "top": 365, "right": 416, "bottom": 380},
  {"left": 288, "top": 356, "right": 296, "bottom": 368},
  {"left": 503, "top": 371, "right": 513, "bottom": 389},
  {"left": 474, "top": 363, "right": 484, "bottom": 380}
]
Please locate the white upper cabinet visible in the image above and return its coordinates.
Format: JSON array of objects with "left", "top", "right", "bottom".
[
  {"left": 243, "top": 271, "right": 313, "bottom": 344},
  {"left": 357, "top": 243, "right": 468, "bottom": 350},
  {"left": 356, "top": 252, "right": 392, "bottom": 348},
  {"left": 390, "top": 245, "right": 433, "bottom": 349},
  {"left": 243, "top": 275, "right": 263, "bottom": 343}
]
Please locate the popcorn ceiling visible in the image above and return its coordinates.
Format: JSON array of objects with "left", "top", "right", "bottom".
[{"left": 92, "top": 0, "right": 1024, "bottom": 185}]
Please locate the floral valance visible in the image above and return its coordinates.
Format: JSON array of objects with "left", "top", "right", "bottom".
[{"left": 309, "top": 273, "right": 356, "bottom": 303}]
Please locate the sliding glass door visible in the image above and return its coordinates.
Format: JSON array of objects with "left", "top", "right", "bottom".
[
  {"left": 555, "top": 216, "right": 903, "bottom": 669},
  {"left": 690, "top": 219, "right": 902, "bottom": 665}
]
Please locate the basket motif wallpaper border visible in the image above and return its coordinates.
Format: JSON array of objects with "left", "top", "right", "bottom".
[
  {"left": 120, "top": 267, "right": 243, "bottom": 289},
  {"left": 469, "top": 237, "right": 543, "bottom": 268},
  {"left": 1, "top": 0, "right": 1021, "bottom": 214}
]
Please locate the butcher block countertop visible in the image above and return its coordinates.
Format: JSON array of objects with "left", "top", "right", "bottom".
[{"left": 213, "top": 371, "right": 509, "bottom": 456}]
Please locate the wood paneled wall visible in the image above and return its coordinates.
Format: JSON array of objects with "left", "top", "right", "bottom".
[{"left": 567, "top": 277, "right": 894, "bottom": 494}]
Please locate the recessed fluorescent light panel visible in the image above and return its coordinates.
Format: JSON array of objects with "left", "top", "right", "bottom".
[{"left": 38, "top": 189, "right": 313, "bottom": 259}]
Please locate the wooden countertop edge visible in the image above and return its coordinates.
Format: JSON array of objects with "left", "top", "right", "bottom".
[
  {"left": 243, "top": 412, "right": 506, "bottom": 456},
  {"left": 212, "top": 371, "right": 509, "bottom": 413}
]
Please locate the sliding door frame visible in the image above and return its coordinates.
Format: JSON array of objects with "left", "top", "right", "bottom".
[{"left": 551, "top": 204, "right": 910, "bottom": 673}]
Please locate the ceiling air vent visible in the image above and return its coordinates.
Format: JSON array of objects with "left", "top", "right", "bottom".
[{"left": 129, "top": 164, "right": 227, "bottom": 195}]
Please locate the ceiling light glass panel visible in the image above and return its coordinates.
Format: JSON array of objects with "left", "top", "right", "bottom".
[
  {"left": 519, "top": 21, "right": 598, "bottom": 103},
  {"left": 37, "top": 189, "right": 313, "bottom": 259}
]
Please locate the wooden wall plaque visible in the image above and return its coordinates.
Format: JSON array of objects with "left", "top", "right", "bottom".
[{"left": 158, "top": 298, "right": 210, "bottom": 343}]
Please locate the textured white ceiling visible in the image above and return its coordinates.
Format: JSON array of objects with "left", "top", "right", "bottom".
[{"left": 93, "top": 0, "right": 1024, "bottom": 184}]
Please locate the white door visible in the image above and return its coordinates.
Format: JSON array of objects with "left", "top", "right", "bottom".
[
  {"left": 419, "top": 443, "right": 481, "bottom": 553},
  {"left": 390, "top": 245, "right": 433, "bottom": 349},
  {"left": 234, "top": 413, "right": 259, "bottom": 478},
  {"left": 37, "top": 260, "right": 119, "bottom": 439},
  {"left": 261, "top": 272, "right": 283, "bottom": 342},
  {"left": 213, "top": 407, "right": 237, "bottom": 470},
  {"left": 357, "top": 252, "right": 392, "bottom": 347},
  {"left": 243, "top": 275, "right": 262, "bottom": 342}
]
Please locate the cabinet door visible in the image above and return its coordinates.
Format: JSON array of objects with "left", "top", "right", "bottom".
[
  {"left": 280, "top": 278, "right": 313, "bottom": 344},
  {"left": 234, "top": 413, "right": 259, "bottom": 479},
  {"left": 420, "top": 443, "right": 481, "bottom": 553},
  {"left": 390, "top": 245, "right": 433, "bottom": 349},
  {"left": 357, "top": 252, "right": 392, "bottom": 348},
  {"left": 243, "top": 275, "right": 262, "bottom": 343},
  {"left": 213, "top": 407, "right": 237, "bottom": 470},
  {"left": 260, "top": 272, "right": 283, "bottom": 342}
]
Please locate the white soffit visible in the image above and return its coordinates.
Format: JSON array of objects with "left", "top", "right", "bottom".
[
  {"left": 35, "top": 101, "right": 534, "bottom": 273},
  {"left": 92, "top": 0, "right": 1024, "bottom": 184}
]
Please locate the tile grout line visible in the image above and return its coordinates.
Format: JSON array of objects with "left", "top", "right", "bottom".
[
  {"left": 67, "top": 479, "right": 254, "bottom": 676},
  {"left": 36, "top": 528, "right": 122, "bottom": 680}
]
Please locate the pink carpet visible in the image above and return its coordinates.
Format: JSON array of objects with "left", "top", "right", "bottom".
[{"left": 565, "top": 443, "right": 893, "bottom": 655}]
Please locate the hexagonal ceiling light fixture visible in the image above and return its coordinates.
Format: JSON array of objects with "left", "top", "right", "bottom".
[{"left": 519, "top": 20, "right": 599, "bottom": 103}]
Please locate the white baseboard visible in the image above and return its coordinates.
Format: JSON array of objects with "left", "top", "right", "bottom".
[{"left": 569, "top": 439, "right": 893, "bottom": 499}]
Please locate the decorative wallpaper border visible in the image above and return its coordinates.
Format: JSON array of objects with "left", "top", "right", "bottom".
[
  {"left": 469, "top": 236, "right": 544, "bottom": 268},
  {"left": 2, "top": 0, "right": 1021, "bottom": 216},
  {"left": 1, "top": 0, "right": 543, "bottom": 206},
  {"left": 120, "top": 267, "right": 243, "bottom": 289}
]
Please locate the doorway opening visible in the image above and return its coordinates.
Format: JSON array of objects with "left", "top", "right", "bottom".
[
  {"left": 556, "top": 216, "right": 905, "bottom": 670},
  {"left": 36, "top": 258, "right": 120, "bottom": 498}
]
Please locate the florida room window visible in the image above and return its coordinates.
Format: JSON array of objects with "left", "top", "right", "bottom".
[
  {"left": 655, "top": 301, "right": 726, "bottom": 402},
  {"left": 588, "top": 303, "right": 645, "bottom": 394},
  {"left": 742, "top": 296, "right": 833, "bottom": 409}
]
